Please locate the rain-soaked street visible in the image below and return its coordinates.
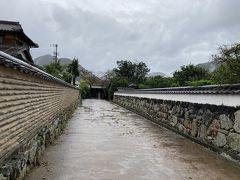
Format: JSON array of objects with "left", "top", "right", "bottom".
[{"left": 26, "top": 99, "right": 240, "bottom": 180}]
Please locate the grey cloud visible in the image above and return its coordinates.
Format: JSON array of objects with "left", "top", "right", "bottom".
[{"left": 0, "top": 0, "right": 240, "bottom": 75}]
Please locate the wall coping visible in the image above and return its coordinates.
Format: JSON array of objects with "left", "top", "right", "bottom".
[
  {"left": 117, "top": 83, "right": 240, "bottom": 95},
  {"left": 0, "top": 51, "right": 78, "bottom": 90}
]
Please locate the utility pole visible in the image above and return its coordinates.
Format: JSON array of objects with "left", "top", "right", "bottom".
[{"left": 50, "top": 44, "right": 59, "bottom": 63}]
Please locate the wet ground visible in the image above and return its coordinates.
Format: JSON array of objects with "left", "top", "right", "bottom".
[{"left": 25, "top": 99, "right": 240, "bottom": 180}]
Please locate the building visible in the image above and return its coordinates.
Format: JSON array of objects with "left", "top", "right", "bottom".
[
  {"left": 0, "top": 20, "right": 38, "bottom": 64},
  {"left": 90, "top": 85, "right": 107, "bottom": 99}
]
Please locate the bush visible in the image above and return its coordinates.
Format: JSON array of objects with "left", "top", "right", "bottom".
[
  {"left": 79, "top": 80, "right": 90, "bottom": 99},
  {"left": 138, "top": 83, "right": 150, "bottom": 89},
  {"left": 140, "top": 76, "right": 178, "bottom": 88},
  {"left": 188, "top": 79, "right": 212, "bottom": 87}
]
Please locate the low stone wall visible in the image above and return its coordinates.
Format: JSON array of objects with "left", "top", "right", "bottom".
[
  {"left": 114, "top": 95, "right": 240, "bottom": 161},
  {"left": 0, "top": 63, "right": 80, "bottom": 179}
]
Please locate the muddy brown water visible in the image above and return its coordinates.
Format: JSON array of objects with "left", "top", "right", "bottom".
[{"left": 25, "top": 99, "right": 240, "bottom": 180}]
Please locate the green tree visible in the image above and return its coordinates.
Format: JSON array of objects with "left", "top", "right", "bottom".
[
  {"left": 107, "top": 76, "right": 130, "bottom": 99},
  {"left": 173, "top": 64, "right": 209, "bottom": 86},
  {"left": 62, "top": 71, "right": 72, "bottom": 83},
  {"left": 84, "top": 74, "right": 100, "bottom": 88},
  {"left": 105, "top": 60, "right": 149, "bottom": 99},
  {"left": 134, "top": 62, "right": 151, "bottom": 84},
  {"left": 211, "top": 43, "right": 240, "bottom": 84},
  {"left": 43, "top": 59, "right": 79, "bottom": 84},
  {"left": 212, "top": 43, "right": 240, "bottom": 63},
  {"left": 43, "top": 61, "right": 62, "bottom": 79},
  {"left": 69, "top": 58, "right": 80, "bottom": 85},
  {"left": 114, "top": 60, "right": 150, "bottom": 84}
]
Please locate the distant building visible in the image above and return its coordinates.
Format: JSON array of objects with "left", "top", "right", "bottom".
[
  {"left": 90, "top": 85, "right": 107, "bottom": 99},
  {"left": 0, "top": 20, "right": 38, "bottom": 64}
]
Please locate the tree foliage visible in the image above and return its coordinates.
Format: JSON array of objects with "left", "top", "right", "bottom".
[
  {"left": 212, "top": 43, "right": 240, "bottom": 63},
  {"left": 43, "top": 61, "right": 62, "bottom": 79},
  {"left": 107, "top": 76, "right": 130, "bottom": 100},
  {"left": 69, "top": 58, "right": 80, "bottom": 85},
  {"left": 83, "top": 74, "right": 100, "bottom": 87},
  {"left": 173, "top": 64, "right": 209, "bottom": 86},
  {"left": 105, "top": 60, "right": 149, "bottom": 99},
  {"left": 79, "top": 80, "right": 90, "bottom": 99},
  {"left": 188, "top": 79, "right": 212, "bottom": 87},
  {"left": 42, "top": 58, "right": 80, "bottom": 85},
  {"left": 114, "top": 60, "right": 150, "bottom": 84},
  {"left": 140, "top": 76, "right": 177, "bottom": 89},
  {"left": 211, "top": 43, "right": 240, "bottom": 84}
]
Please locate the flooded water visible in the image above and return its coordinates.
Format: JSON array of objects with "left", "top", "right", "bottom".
[{"left": 25, "top": 99, "right": 240, "bottom": 180}]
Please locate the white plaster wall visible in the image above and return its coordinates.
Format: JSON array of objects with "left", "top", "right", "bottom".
[{"left": 114, "top": 92, "right": 240, "bottom": 107}]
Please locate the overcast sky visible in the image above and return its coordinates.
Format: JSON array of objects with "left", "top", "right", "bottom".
[{"left": 1, "top": 0, "right": 240, "bottom": 75}]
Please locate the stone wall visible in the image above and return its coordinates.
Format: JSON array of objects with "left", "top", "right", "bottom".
[
  {"left": 0, "top": 65, "right": 80, "bottom": 179},
  {"left": 114, "top": 95, "right": 240, "bottom": 161}
]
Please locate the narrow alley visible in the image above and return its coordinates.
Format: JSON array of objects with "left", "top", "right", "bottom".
[{"left": 26, "top": 99, "right": 240, "bottom": 180}]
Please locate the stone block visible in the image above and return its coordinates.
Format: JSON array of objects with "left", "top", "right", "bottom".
[
  {"left": 191, "top": 119, "right": 198, "bottom": 137},
  {"left": 217, "top": 129, "right": 229, "bottom": 135},
  {"left": 28, "top": 141, "right": 38, "bottom": 164},
  {"left": 189, "top": 114, "right": 196, "bottom": 120},
  {"left": 227, "top": 133, "right": 240, "bottom": 153},
  {"left": 215, "top": 132, "right": 227, "bottom": 147},
  {"left": 198, "top": 124, "right": 207, "bottom": 139},
  {"left": 183, "top": 119, "right": 191, "bottom": 129},
  {"left": 1, "top": 164, "right": 11, "bottom": 178},
  {"left": 153, "top": 104, "right": 159, "bottom": 111},
  {"left": 184, "top": 111, "right": 190, "bottom": 120},
  {"left": 170, "top": 115, "right": 178, "bottom": 126},
  {"left": 178, "top": 117, "right": 184, "bottom": 124},
  {"left": 207, "top": 119, "right": 220, "bottom": 138},
  {"left": 202, "top": 109, "right": 213, "bottom": 126},
  {"left": 184, "top": 128, "right": 191, "bottom": 135},
  {"left": 233, "top": 110, "right": 240, "bottom": 133},
  {"left": 158, "top": 112, "right": 168, "bottom": 119},
  {"left": 219, "top": 114, "right": 233, "bottom": 130},
  {"left": 196, "top": 116, "right": 202, "bottom": 121},
  {"left": 177, "top": 123, "right": 186, "bottom": 132},
  {"left": 171, "top": 106, "right": 177, "bottom": 114}
]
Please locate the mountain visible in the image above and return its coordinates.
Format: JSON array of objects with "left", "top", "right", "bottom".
[
  {"left": 59, "top": 58, "right": 72, "bottom": 65},
  {"left": 34, "top": 54, "right": 53, "bottom": 66},
  {"left": 197, "top": 61, "right": 221, "bottom": 72},
  {"left": 33, "top": 54, "right": 72, "bottom": 66},
  {"left": 33, "top": 55, "right": 99, "bottom": 81},
  {"left": 147, "top": 72, "right": 166, "bottom": 77}
]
